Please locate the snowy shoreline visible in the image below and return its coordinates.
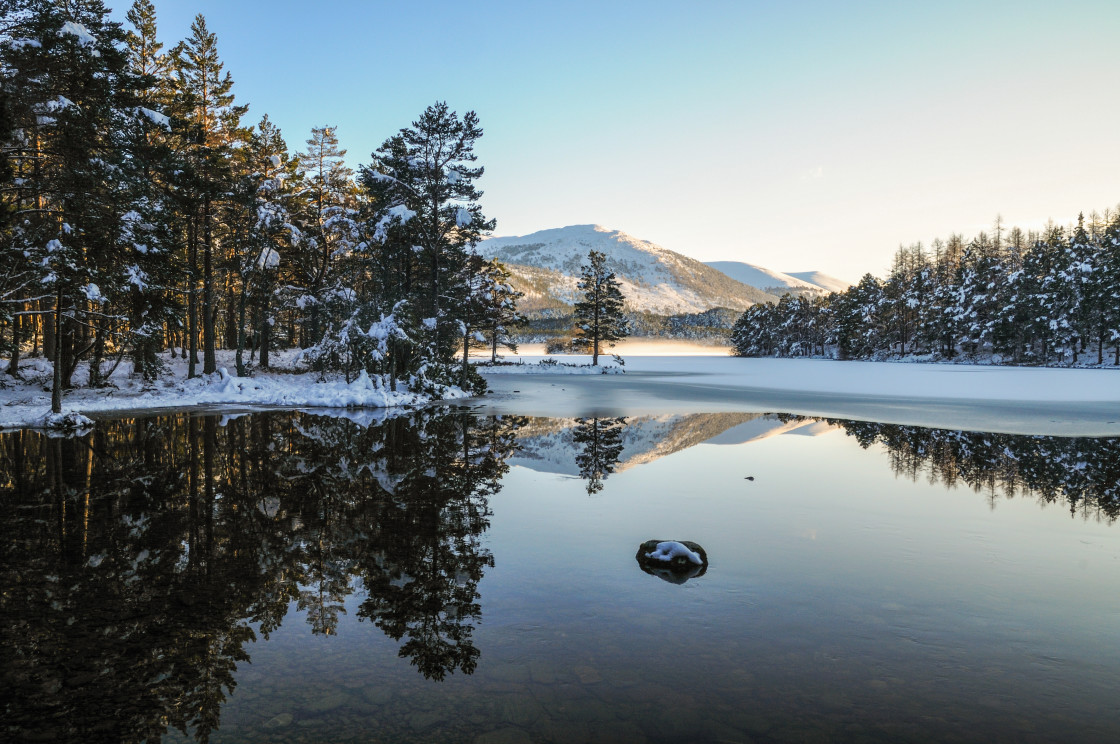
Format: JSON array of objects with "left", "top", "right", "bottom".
[{"left": 0, "top": 350, "right": 467, "bottom": 431}]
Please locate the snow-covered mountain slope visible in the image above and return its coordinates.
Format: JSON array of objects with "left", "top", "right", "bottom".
[
  {"left": 785, "top": 271, "right": 854, "bottom": 293},
  {"left": 478, "top": 225, "right": 776, "bottom": 314},
  {"left": 704, "top": 261, "right": 823, "bottom": 295}
]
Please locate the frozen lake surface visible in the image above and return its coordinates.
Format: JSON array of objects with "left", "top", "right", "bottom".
[
  {"left": 477, "top": 355, "right": 1120, "bottom": 436},
  {"left": 3, "top": 404, "right": 1119, "bottom": 743}
]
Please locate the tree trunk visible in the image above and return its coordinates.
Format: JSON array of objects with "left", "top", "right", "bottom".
[
  {"left": 7, "top": 305, "right": 20, "bottom": 377},
  {"left": 235, "top": 284, "right": 247, "bottom": 377},
  {"left": 42, "top": 298, "right": 56, "bottom": 362},
  {"left": 259, "top": 293, "right": 272, "bottom": 370},
  {"left": 188, "top": 215, "right": 198, "bottom": 377},
  {"left": 51, "top": 287, "right": 63, "bottom": 414},
  {"left": 592, "top": 302, "right": 600, "bottom": 366},
  {"left": 203, "top": 195, "right": 216, "bottom": 374},
  {"left": 88, "top": 315, "right": 105, "bottom": 387},
  {"left": 462, "top": 329, "right": 470, "bottom": 388}
]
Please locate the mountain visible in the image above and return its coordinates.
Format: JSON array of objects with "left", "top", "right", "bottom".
[
  {"left": 785, "top": 271, "right": 854, "bottom": 294},
  {"left": 704, "top": 261, "right": 824, "bottom": 295},
  {"left": 477, "top": 225, "right": 776, "bottom": 315}
]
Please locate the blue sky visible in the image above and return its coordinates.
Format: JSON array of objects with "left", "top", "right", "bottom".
[{"left": 118, "top": 0, "right": 1120, "bottom": 279}]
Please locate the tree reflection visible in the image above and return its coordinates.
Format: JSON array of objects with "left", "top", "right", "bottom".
[
  {"left": 573, "top": 416, "right": 627, "bottom": 495},
  {"left": 824, "top": 417, "right": 1120, "bottom": 519},
  {"left": 0, "top": 408, "right": 519, "bottom": 743}
]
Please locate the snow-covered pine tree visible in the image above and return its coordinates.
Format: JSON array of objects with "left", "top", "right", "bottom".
[
  {"left": 1069, "top": 212, "right": 1109, "bottom": 364},
  {"left": 361, "top": 101, "right": 495, "bottom": 391},
  {"left": 2, "top": 0, "right": 138, "bottom": 410},
  {"left": 834, "top": 274, "right": 885, "bottom": 359},
  {"left": 471, "top": 258, "right": 524, "bottom": 362},
  {"left": 572, "top": 249, "right": 628, "bottom": 365},
  {"left": 731, "top": 301, "right": 778, "bottom": 356},
  {"left": 121, "top": 0, "right": 181, "bottom": 380},
  {"left": 233, "top": 115, "right": 300, "bottom": 375},
  {"left": 172, "top": 14, "right": 247, "bottom": 376},
  {"left": 0, "top": 68, "right": 32, "bottom": 376},
  {"left": 295, "top": 125, "right": 356, "bottom": 347},
  {"left": 1102, "top": 211, "right": 1120, "bottom": 365}
]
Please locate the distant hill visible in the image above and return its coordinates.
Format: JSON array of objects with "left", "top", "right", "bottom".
[
  {"left": 704, "top": 261, "right": 824, "bottom": 295},
  {"left": 477, "top": 225, "right": 777, "bottom": 315},
  {"left": 785, "top": 271, "right": 854, "bottom": 294}
]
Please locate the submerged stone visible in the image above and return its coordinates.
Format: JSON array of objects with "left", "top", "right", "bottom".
[{"left": 263, "top": 712, "right": 293, "bottom": 729}]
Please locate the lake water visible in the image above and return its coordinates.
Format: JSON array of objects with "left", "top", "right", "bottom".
[{"left": 2, "top": 407, "right": 1119, "bottom": 743}]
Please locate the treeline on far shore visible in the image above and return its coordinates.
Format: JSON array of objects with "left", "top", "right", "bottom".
[
  {"left": 732, "top": 210, "right": 1120, "bottom": 366},
  {"left": 516, "top": 307, "right": 740, "bottom": 348}
]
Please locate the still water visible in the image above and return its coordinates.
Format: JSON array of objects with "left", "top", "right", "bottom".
[{"left": 2, "top": 408, "right": 1119, "bottom": 743}]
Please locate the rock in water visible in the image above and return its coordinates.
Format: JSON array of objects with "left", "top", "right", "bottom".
[{"left": 635, "top": 540, "right": 708, "bottom": 583}]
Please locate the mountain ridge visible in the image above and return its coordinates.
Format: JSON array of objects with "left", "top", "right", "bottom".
[
  {"left": 784, "top": 271, "right": 854, "bottom": 293},
  {"left": 478, "top": 225, "right": 777, "bottom": 315},
  {"left": 704, "top": 260, "right": 825, "bottom": 294}
]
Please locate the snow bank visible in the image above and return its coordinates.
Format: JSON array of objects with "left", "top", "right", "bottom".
[
  {"left": 476, "top": 361, "right": 624, "bottom": 375},
  {"left": 0, "top": 351, "right": 467, "bottom": 430}
]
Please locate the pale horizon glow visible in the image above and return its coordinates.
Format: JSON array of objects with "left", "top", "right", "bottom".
[{"left": 118, "top": 0, "right": 1120, "bottom": 281}]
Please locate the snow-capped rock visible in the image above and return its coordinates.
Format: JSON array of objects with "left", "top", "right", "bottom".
[
  {"left": 784, "top": 271, "right": 854, "bottom": 294},
  {"left": 704, "top": 261, "right": 825, "bottom": 295}
]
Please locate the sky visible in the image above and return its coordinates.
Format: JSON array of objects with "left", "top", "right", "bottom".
[{"left": 112, "top": 0, "right": 1120, "bottom": 280}]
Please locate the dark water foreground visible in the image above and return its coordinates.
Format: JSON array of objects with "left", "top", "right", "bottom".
[{"left": 2, "top": 408, "right": 1119, "bottom": 743}]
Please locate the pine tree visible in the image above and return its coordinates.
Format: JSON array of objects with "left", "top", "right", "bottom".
[
  {"left": 572, "top": 249, "right": 628, "bottom": 365},
  {"left": 295, "top": 125, "right": 356, "bottom": 347},
  {"left": 362, "top": 101, "right": 495, "bottom": 390},
  {"left": 234, "top": 115, "right": 300, "bottom": 375},
  {"left": 173, "top": 14, "right": 247, "bottom": 375},
  {"left": 2, "top": 0, "right": 138, "bottom": 410},
  {"left": 1102, "top": 211, "right": 1120, "bottom": 365},
  {"left": 472, "top": 258, "right": 524, "bottom": 362},
  {"left": 120, "top": 0, "right": 181, "bottom": 380}
]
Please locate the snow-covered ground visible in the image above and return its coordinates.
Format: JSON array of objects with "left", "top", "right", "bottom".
[
  {"left": 0, "top": 350, "right": 466, "bottom": 430},
  {"left": 474, "top": 355, "right": 1120, "bottom": 437}
]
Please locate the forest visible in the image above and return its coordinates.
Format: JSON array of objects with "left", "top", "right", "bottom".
[
  {"left": 0, "top": 0, "right": 523, "bottom": 413},
  {"left": 732, "top": 212, "right": 1120, "bottom": 365}
]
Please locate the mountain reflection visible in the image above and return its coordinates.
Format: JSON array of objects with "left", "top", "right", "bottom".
[{"left": 0, "top": 409, "right": 519, "bottom": 744}]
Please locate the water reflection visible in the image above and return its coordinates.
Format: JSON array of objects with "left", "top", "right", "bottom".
[
  {"left": 823, "top": 417, "right": 1120, "bottom": 520},
  {"left": 3, "top": 409, "right": 1120, "bottom": 743},
  {"left": 508, "top": 411, "right": 1120, "bottom": 516},
  {"left": 573, "top": 416, "right": 627, "bottom": 495},
  {"left": 0, "top": 409, "right": 519, "bottom": 743}
]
